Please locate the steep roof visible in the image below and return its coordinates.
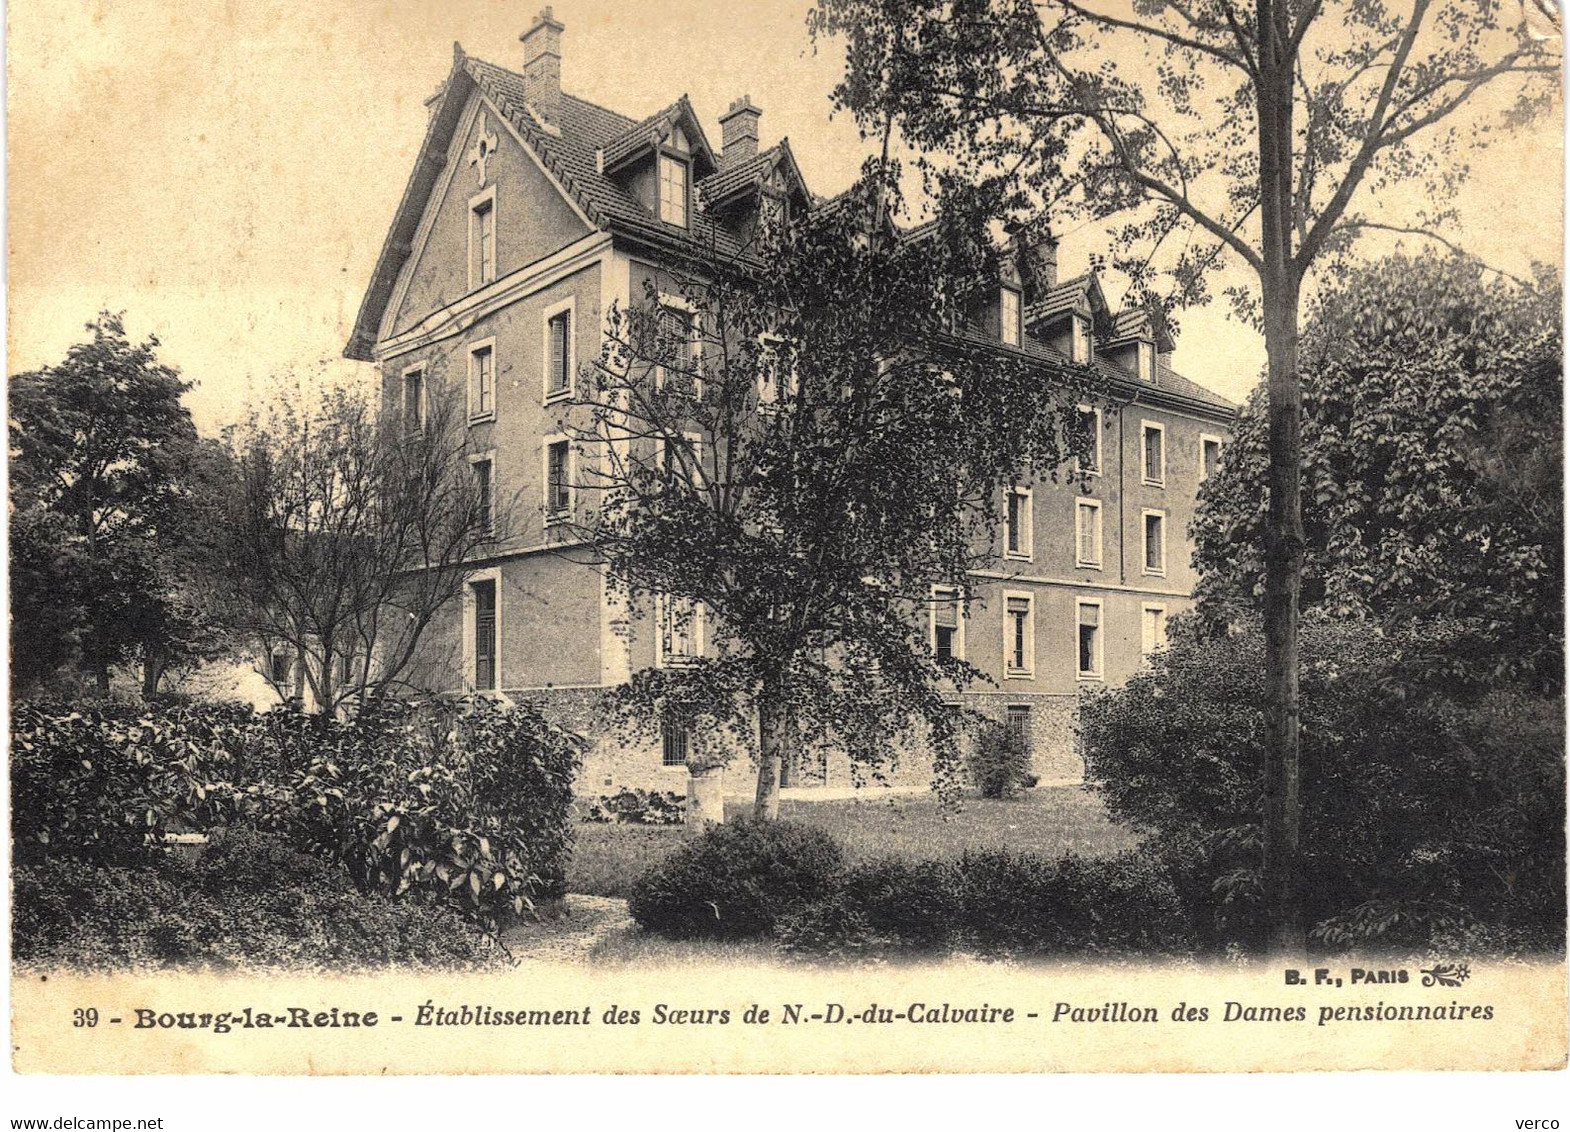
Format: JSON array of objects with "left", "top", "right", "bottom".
[
  {"left": 1025, "top": 274, "right": 1108, "bottom": 327},
  {"left": 697, "top": 140, "right": 811, "bottom": 211},
  {"left": 1108, "top": 307, "right": 1177, "bottom": 353},
  {"left": 598, "top": 94, "right": 718, "bottom": 177},
  {"left": 344, "top": 49, "right": 1235, "bottom": 416}
]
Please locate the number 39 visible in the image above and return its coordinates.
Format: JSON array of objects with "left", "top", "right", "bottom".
[{"left": 72, "top": 1008, "right": 98, "bottom": 1028}]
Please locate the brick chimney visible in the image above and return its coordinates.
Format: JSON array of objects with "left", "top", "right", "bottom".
[
  {"left": 520, "top": 7, "right": 564, "bottom": 122},
  {"left": 718, "top": 96, "right": 761, "bottom": 166},
  {"left": 1011, "top": 226, "right": 1059, "bottom": 296}
]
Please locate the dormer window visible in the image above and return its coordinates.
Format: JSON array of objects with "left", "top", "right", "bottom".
[
  {"left": 1000, "top": 287, "right": 1021, "bottom": 347},
  {"left": 659, "top": 153, "right": 689, "bottom": 228},
  {"left": 1138, "top": 340, "right": 1156, "bottom": 382},
  {"left": 760, "top": 190, "right": 789, "bottom": 231},
  {"left": 1072, "top": 316, "right": 1092, "bottom": 363}
]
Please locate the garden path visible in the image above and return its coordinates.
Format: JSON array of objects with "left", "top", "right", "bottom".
[{"left": 498, "top": 894, "right": 635, "bottom": 964}]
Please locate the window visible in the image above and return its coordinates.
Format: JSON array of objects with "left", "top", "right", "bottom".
[
  {"left": 269, "top": 649, "right": 292, "bottom": 688},
  {"left": 1142, "top": 421, "right": 1166, "bottom": 485},
  {"left": 931, "top": 586, "right": 962, "bottom": 662},
  {"left": 472, "top": 579, "right": 497, "bottom": 691},
  {"left": 1141, "top": 604, "right": 1168, "bottom": 657},
  {"left": 756, "top": 334, "right": 798, "bottom": 408},
  {"left": 402, "top": 367, "right": 425, "bottom": 435},
  {"left": 1071, "top": 316, "right": 1092, "bottom": 363},
  {"left": 1138, "top": 340, "right": 1155, "bottom": 382},
  {"left": 1003, "top": 592, "right": 1033, "bottom": 678},
  {"left": 760, "top": 190, "right": 789, "bottom": 231},
  {"left": 544, "top": 438, "right": 571, "bottom": 522},
  {"left": 1004, "top": 488, "right": 1032, "bottom": 560},
  {"left": 1201, "top": 434, "right": 1224, "bottom": 479},
  {"left": 470, "top": 190, "right": 496, "bottom": 288},
  {"left": 1075, "top": 404, "right": 1101, "bottom": 474},
  {"left": 655, "top": 298, "right": 698, "bottom": 389},
  {"left": 468, "top": 340, "right": 496, "bottom": 421},
  {"left": 658, "top": 153, "right": 689, "bottom": 227},
  {"left": 471, "top": 455, "right": 493, "bottom": 535},
  {"left": 1075, "top": 499, "right": 1103, "bottom": 568},
  {"left": 658, "top": 594, "right": 702, "bottom": 666},
  {"left": 1143, "top": 509, "right": 1167, "bottom": 575},
  {"left": 1077, "top": 601, "right": 1103, "bottom": 679},
  {"left": 661, "top": 721, "right": 690, "bottom": 767},
  {"left": 544, "top": 304, "right": 573, "bottom": 400},
  {"left": 1005, "top": 704, "right": 1032, "bottom": 750},
  {"left": 1000, "top": 287, "right": 1021, "bottom": 347}
]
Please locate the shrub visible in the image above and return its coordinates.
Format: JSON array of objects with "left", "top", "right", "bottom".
[
  {"left": 583, "top": 787, "right": 686, "bottom": 825},
  {"left": 628, "top": 820, "right": 843, "bottom": 939},
  {"left": 951, "top": 849, "right": 1194, "bottom": 957},
  {"left": 778, "top": 857, "right": 962, "bottom": 958},
  {"left": 10, "top": 700, "right": 243, "bottom": 867},
  {"left": 1080, "top": 619, "right": 1567, "bottom": 954},
  {"left": 967, "top": 722, "right": 1033, "bottom": 800},
  {"left": 12, "top": 830, "right": 497, "bottom": 971},
  {"left": 11, "top": 697, "right": 583, "bottom": 928}
]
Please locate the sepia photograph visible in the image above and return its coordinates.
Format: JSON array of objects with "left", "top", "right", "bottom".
[{"left": 5, "top": 0, "right": 1566, "bottom": 1093}]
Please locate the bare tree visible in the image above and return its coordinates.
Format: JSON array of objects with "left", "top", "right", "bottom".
[
  {"left": 226, "top": 366, "right": 504, "bottom": 715},
  {"left": 811, "top": 0, "right": 1561, "bottom": 952}
]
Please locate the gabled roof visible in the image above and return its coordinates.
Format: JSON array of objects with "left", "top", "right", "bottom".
[
  {"left": 1025, "top": 274, "right": 1109, "bottom": 328},
  {"left": 599, "top": 95, "right": 718, "bottom": 178},
  {"left": 347, "top": 48, "right": 751, "bottom": 359},
  {"left": 1108, "top": 307, "right": 1177, "bottom": 353},
  {"left": 698, "top": 140, "right": 811, "bottom": 211}
]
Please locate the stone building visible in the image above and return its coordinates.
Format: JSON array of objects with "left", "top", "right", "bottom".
[{"left": 344, "top": 9, "right": 1236, "bottom": 794}]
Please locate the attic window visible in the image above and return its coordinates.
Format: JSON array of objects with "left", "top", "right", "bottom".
[
  {"left": 1000, "top": 287, "right": 1021, "bottom": 347},
  {"left": 1072, "top": 316, "right": 1092, "bottom": 364},
  {"left": 659, "top": 154, "right": 689, "bottom": 228},
  {"left": 760, "top": 190, "right": 789, "bottom": 231},
  {"left": 1138, "top": 340, "right": 1156, "bottom": 382}
]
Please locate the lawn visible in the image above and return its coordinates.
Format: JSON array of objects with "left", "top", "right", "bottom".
[{"left": 567, "top": 784, "right": 1137, "bottom": 899}]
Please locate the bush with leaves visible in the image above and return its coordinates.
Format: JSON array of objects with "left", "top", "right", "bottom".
[
  {"left": 778, "top": 850, "right": 1191, "bottom": 959},
  {"left": 10, "top": 699, "right": 245, "bottom": 867},
  {"left": 1080, "top": 618, "right": 1566, "bottom": 954},
  {"left": 628, "top": 820, "right": 843, "bottom": 939},
  {"left": 967, "top": 722, "right": 1034, "bottom": 800},
  {"left": 779, "top": 857, "right": 964, "bottom": 959},
  {"left": 11, "top": 697, "right": 582, "bottom": 927},
  {"left": 13, "top": 829, "right": 497, "bottom": 971},
  {"left": 583, "top": 787, "right": 686, "bottom": 825},
  {"left": 210, "top": 698, "right": 581, "bottom": 923}
]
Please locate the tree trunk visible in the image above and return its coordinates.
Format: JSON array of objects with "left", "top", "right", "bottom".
[
  {"left": 1261, "top": 295, "right": 1305, "bottom": 959},
  {"left": 1257, "top": 0, "right": 1306, "bottom": 959},
  {"left": 753, "top": 672, "right": 788, "bottom": 821},
  {"left": 140, "top": 651, "right": 165, "bottom": 699}
]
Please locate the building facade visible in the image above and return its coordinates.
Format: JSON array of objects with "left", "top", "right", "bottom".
[{"left": 345, "top": 9, "right": 1236, "bottom": 794}]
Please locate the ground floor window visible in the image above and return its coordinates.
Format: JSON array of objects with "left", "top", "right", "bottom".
[
  {"left": 1142, "top": 604, "right": 1168, "bottom": 657},
  {"left": 1005, "top": 704, "right": 1032, "bottom": 748},
  {"left": 661, "top": 721, "right": 690, "bottom": 767},
  {"left": 473, "top": 579, "right": 497, "bottom": 691},
  {"left": 1077, "top": 601, "right": 1103, "bottom": 679}
]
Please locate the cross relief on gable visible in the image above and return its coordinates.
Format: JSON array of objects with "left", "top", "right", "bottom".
[{"left": 468, "top": 113, "right": 499, "bottom": 187}]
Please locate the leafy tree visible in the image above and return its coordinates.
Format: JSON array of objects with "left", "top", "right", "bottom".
[
  {"left": 1194, "top": 253, "right": 1563, "bottom": 691},
  {"left": 567, "top": 171, "right": 1098, "bottom": 818},
  {"left": 8, "top": 312, "right": 234, "bottom": 695},
  {"left": 810, "top": 0, "right": 1560, "bottom": 951},
  {"left": 225, "top": 371, "right": 499, "bottom": 715}
]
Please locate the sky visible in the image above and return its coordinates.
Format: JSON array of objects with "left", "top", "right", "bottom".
[{"left": 6, "top": 0, "right": 1563, "bottom": 435}]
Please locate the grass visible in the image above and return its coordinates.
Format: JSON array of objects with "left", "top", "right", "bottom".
[{"left": 567, "top": 784, "right": 1136, "bottom": 899}]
